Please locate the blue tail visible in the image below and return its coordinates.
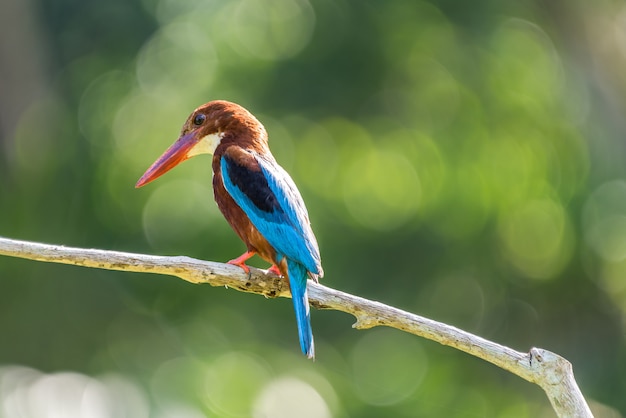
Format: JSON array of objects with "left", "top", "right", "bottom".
[{"left": 286, "top": 259, "right": 315, "bottom": 359}]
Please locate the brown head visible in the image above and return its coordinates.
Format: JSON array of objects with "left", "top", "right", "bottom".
[{"left": 135, "top": 100, "right": 268, "bottom": 188}]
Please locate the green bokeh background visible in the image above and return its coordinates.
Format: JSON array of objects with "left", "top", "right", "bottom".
[{"left": 1, "top": 0, "right": 626, "bottom": 416}]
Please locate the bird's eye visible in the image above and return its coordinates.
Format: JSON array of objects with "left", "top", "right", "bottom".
[{"left": 193, "top": 114, "right": 206, "bottom": 126}]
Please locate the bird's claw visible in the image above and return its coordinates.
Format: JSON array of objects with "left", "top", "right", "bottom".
[
  {"left": 227, "top": 251, "right": 255, "bottom": 274},
  {"left": 228, "top": 259, "right": 251, "bottom": 273}
]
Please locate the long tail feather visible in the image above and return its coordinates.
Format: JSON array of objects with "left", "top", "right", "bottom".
[{"left": 286, "top": 259, "right": 315, "bottom": 359}]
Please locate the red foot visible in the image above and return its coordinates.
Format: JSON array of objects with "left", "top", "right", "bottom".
[
  {"left": 267, "top": 264, "right": 282, "bottom": 276},
  {"left": 227, "top": 251, "right": 256, "bottom": 273}
]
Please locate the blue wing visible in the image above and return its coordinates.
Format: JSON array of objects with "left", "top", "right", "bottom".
[
  {"left": 221, "top": 147, "right": 320, "bottom": 358},
  {"left": 220, "top": 148, "right": 322, "bottom": 276}
]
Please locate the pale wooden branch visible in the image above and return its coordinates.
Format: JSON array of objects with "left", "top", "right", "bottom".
[{"left": 0, "top": 236, "right": 593, "bottom": 418}]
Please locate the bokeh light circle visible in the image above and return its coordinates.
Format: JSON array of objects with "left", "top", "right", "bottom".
[
  {"left": 252, "top": 377, "right": 331, "bottom": 418},
  {"left": 342, "top": 148, "right": 421, "bottom": 231},
  {"left": 142, "top": 179, "right": 217, "bottom": 247},
  {"left": 498, "top": 198, "right": 574, "bottom": 279},
  {"left": 203, "top": 352, "right": 272, "bottom": 417},
  {"left": 226, "top": 0, "right": 316, "bottom": 61},
  {"left": 137, "top": 20, "right": 217, "bottom": 101}
]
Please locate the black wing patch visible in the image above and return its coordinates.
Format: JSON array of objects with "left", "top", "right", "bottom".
[{"left": 222, "top": 153, "right": 283, "bottom": 214}]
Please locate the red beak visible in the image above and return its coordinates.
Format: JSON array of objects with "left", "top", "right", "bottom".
[{"left": 135, "top": 131, "right": 197, "bottom": 188}]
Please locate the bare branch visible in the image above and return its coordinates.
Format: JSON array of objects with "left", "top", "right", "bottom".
[{"left": 0, "top": 236, "right": 593, "bottom": 417}]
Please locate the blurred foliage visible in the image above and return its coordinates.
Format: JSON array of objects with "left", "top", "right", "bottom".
[{"left": 1, "top": 0, "right": 626, "bottom": 416}]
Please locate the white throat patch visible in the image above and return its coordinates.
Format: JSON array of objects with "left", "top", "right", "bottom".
[{"left": 188, "top": 132, "right": 224, "bottom": 157}]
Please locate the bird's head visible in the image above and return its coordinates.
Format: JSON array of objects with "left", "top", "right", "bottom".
[{"left": 135, "top": 100, "right": 267, "bottom": 188}]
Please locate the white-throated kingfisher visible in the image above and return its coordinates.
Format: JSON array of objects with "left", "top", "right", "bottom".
[{"left": 135, "top": 100, "right": 323, "bottom": 359}]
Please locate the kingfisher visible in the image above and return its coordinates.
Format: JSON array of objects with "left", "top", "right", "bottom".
[{"left": 136, "top": 100, "right": 323, "bottom": 359}]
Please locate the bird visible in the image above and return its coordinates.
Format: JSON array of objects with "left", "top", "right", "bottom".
[{"left": 135, "top": 100, "right": 323, "bottom": 359}]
